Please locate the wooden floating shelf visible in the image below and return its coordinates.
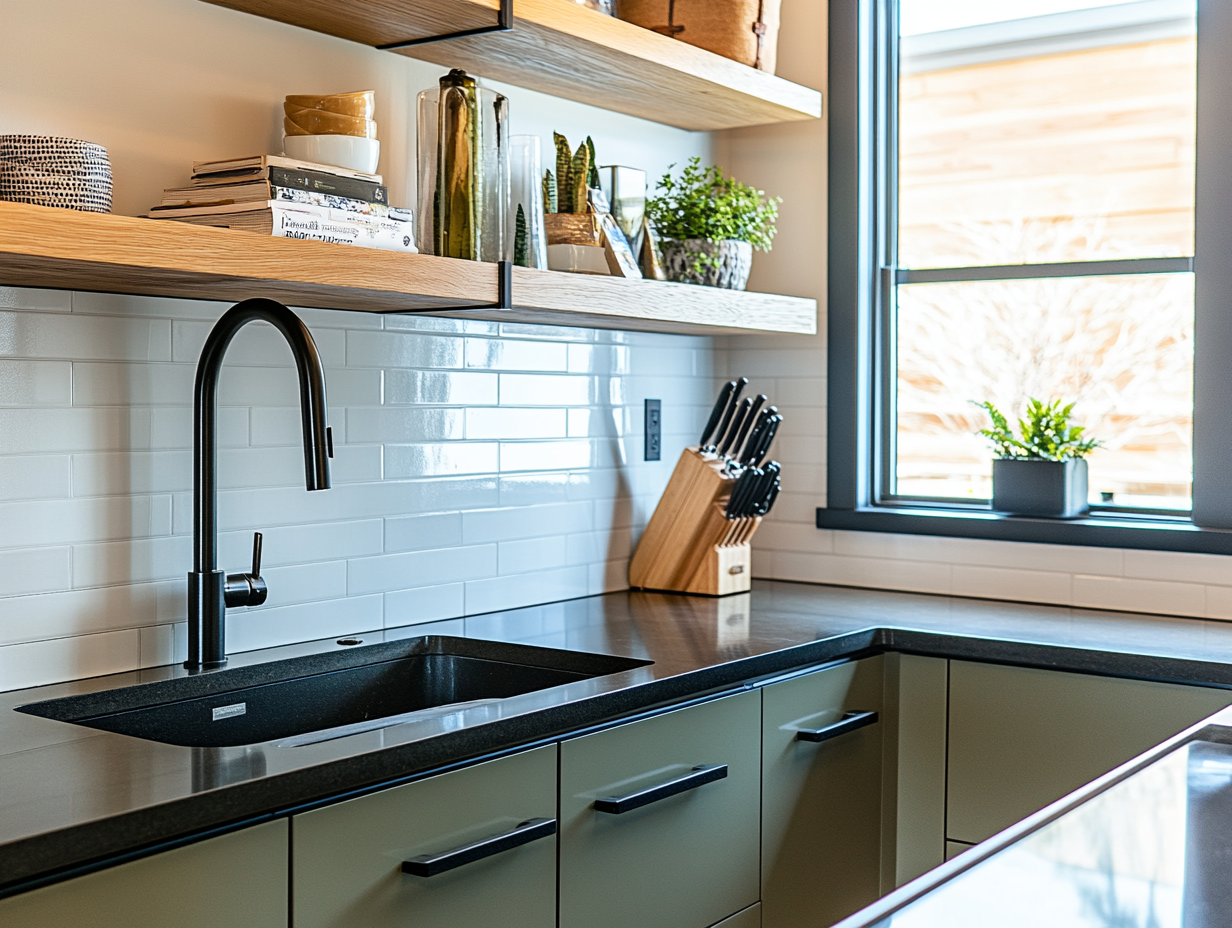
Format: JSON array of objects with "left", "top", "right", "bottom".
[
  {"left": 204, "top": 0, "right": 823, "bottom": 131},
  {"left": 0, "top": 203, "right": 817, "bottom": 336}
]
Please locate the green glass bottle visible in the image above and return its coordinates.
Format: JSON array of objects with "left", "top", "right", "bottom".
[{"left": 435, "top": 69, "right": 480, "bottom": 260}]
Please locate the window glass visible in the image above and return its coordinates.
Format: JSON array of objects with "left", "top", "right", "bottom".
[
  {"left": 898, "top": 1, "right": 1196, "bottom": 269},
  {"left": 895, "top": 274, "right": 1194, "bottom": 509},
  {"left": 893, "top": 0, "right": 1197, "bottom": 512}
]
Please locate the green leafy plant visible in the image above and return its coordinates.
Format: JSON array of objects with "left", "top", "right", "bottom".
[
  {"left": 645, "top": 157, "right": 780, "bottom": 251},
  {"left": 975, "top": 398, "right": 1101, "bottom": 461}
]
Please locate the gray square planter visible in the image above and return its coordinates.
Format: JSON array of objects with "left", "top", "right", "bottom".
[{"left": 991, "top": 458, "right": 1089, "bottom": 519}]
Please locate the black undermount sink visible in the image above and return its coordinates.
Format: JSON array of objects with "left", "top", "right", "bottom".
[{"left": 17, "top": 636, "right": 651, "bottom": 748}]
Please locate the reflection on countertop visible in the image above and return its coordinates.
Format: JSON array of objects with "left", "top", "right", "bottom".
[
  {"left": 9, "top": 579, "right": 1232, "bottom": 894},
  {"left": 853, "top": 718, "right": 1232, "bottom": 928}
]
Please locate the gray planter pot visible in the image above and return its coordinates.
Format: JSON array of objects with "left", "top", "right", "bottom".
[
  {"left": 992, "top": 458, "right": 1089, "bottom": 519},
  {"left": 661, "top": 239, "right": 754, "bottom": 289}
]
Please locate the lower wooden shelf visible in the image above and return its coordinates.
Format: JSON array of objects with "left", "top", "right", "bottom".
[{"left": 0, "top": 202, "right": 817, "bottom": 336}]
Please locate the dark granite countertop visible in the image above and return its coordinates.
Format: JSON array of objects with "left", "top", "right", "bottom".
[{"left": 6, "top": 578, "right": 1232, "bottom": 896}]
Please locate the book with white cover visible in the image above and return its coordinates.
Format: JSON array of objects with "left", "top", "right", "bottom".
[
  {"left": 191, "top": 154, "right": 381, "bottom": 184},
  {"left": 151, "top": 197, "right": 411, "bottom": 223},
  {"left": 153, "top": 202, "right": 418, "bottom": 253}
]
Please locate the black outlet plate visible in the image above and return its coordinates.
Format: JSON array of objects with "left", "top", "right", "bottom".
[{"left": 645, "top": 399, "right": 662, "bottom": 461}]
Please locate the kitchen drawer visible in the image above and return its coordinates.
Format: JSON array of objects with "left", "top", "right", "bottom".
[
  {"left": 0, "top": 820, "right": 287, "bottom": 928},
  {"left": 292, "top": 745, "right": 557, "bottom": 928},
  {"left": 559, "top": 689, "right": 761, "bottom": 928},
  {"left": 948, "top": 660, "right": 1232, "bottom": 843},
  {"left": 762, "top": 656, "right": 885, "bottom": 928}
]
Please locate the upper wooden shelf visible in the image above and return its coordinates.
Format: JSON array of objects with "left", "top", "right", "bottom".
[
  {"left": 0, "top": 203, "right": 816, "bottom": 336},
  {"left": 204, "top": 0, "right": 823, "bottom": 131}
]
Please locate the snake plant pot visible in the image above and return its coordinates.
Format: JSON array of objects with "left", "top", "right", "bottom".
[
  {"left": 661, "top": 238, "right": 753, "bottom": 289},
  {"left": 992, "top": 458, "right": 1089, "bottom": 519}
]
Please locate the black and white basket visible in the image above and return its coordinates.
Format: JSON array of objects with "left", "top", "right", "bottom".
[{"left": 0, "top": 135, "right": 112, "bottom": 213}]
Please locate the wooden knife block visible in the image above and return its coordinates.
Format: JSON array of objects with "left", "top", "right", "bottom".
[{"left": 629, "top": 447, "right": 762, "bottom": 596}]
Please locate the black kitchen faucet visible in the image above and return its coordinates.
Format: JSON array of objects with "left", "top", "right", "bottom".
[{"left": 185, "top": 299, "right": 332, "bottom": 669}]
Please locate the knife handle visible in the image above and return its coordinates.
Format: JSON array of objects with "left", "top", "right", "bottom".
[{"left": 707, "top": 377, "right": 748, "bottom": 452}]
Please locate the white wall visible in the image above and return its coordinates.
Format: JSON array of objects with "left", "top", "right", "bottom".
[
  {"left": 0, "top": 0, "right": 716, "bottom": 691},
  {"left": 718, "top": 0, "right": 1232, "bottom": 620}
]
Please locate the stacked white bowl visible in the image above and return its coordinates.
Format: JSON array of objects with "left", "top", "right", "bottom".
[{"left": 0, "top": 136, "right": 112, "bottom": 212}]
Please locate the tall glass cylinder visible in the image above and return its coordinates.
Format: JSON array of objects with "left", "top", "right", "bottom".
[
  {"left": 416, "top": 70, "right": 510, "bottom": 261},
  {"left": 509, "top": 136, "right": 548, "bottom": 269}
]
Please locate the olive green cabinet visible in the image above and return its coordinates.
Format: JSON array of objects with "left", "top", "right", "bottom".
[
  {"left": 714, "top": 903, "right": 762, "bottom": 928},
  {"left": 0, "top": 820, "right": 287, "bottom": 928},
  {"left": 947, "top": 660, "right": 1232, "bottom": 844},
  {"left": 292, "top": 745, "right": 557, "bottom": 928},
  {"left": 559, "top": 690, "right": 761, "bottom": 928},
  {"left": 761, "top": 656, "right": 885, "bottom": 928}
]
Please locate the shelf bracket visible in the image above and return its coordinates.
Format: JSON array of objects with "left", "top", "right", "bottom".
[{"left": 376, "top": 0, "right": 512, "bottom": 50}]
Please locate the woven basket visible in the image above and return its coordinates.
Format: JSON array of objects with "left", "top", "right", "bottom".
[{"left": 617, "top": 0, "right": 782, "bottom": 73}]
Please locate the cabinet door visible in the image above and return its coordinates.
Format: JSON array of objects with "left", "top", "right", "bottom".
[
  {"left": 559, "top": 690, "right": 761, "bottom": 928},
  {"left": 0, "top": 820, "right": 287, "bottom": 928},
  {"left": 293, "top": 745, "right": 556, "bottom": 928},
  {"left": 948, "top": 660, "right": 1232, "bottom": 843},
  {"left": 762, "top": 656, "right": 884, "bottom": 928}
]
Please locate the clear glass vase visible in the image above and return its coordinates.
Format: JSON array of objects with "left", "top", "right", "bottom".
[
  {"left": 509, "top": 136, "right": 549, "bottom": 269},
  {"left": 416, "top": 70, "right": 510, "bottom": 261}
]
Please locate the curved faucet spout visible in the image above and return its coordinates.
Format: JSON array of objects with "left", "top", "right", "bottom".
[{"left": 187, "top": 298, "right": 332, "bottom": 669}]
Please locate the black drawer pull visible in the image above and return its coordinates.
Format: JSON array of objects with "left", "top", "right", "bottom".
[
  {"left": 594, "top": 764, "right": 728, "bottom": 814},
  {"left": 402, "top": 817, "right": 557, "bottom": 877},
  {"left": 796, "top": 710, "right": 878, "bottom": 743}
]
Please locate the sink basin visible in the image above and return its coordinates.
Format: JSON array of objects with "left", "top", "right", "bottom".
[{"left": 17, "top": 636, "right": 651, "bottom": 748}]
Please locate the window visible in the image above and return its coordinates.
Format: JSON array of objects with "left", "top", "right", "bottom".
[{"left": 823, "top": 0, "right": 1232, "bottom": 552}]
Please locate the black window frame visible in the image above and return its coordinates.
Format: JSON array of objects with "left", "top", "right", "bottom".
[{"left": 820, "top": 0, "right": 1232, "bottom": 555}]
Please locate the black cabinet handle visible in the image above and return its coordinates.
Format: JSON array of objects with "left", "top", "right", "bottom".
[
  {"left": 594, "top": 764, "right": 728, "bottom": 814},
  {"left": 402, "top": 817, "right": 556, "bottom": 877},
  {"left": 796, "top": 710, "right": 878, "bottom": 743}
]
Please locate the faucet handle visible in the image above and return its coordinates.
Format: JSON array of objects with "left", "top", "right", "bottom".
[{"left": 224, "top": 532, "right": 269, "bottom": 608}]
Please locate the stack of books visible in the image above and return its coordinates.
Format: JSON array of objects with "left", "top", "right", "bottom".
[{"left": 147, "top": 155, "right": 416, "bottom": 253}]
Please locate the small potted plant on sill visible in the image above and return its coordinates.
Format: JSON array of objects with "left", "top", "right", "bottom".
[
  {"left": 976, "top": 398, "right": 1101, "bottom": 519},
  {"left": 645, "top": 157, "right": 779, "bottom": 290}
]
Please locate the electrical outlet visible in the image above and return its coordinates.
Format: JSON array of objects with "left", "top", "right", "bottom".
[{"left": 644, "top": 399, "right": 662, "bottom": 461}]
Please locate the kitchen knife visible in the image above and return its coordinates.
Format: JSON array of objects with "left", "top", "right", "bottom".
[
  {"left": 728, "top": 395, "right": 766, "bottom": 460},
  {"left": 699, "top": 381, "right": 736, "bottom": 448},
  {"left": 746, "top": 463, "right": 779, "bottom": 517},
  {"left": 718, "top": 397, "right": 755, "bottom": 458},
  {"left": 738, "top": 406, "right": 777, "bottom": 465},
  {"left": 725, "top": 466, "right": 760, "bottom": 519},
  {"left": 706, "top": 377, "right": 748, "bottom": 452},
  {"left": 750, "top": 414, "right": 783, "bottom": 467},
  {"left": 759, "top": 478, "right": 782, "bottom": 516}
]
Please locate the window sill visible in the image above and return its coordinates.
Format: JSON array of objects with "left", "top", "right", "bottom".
[{"left": 815, "top": 506, "right": 1232, "bottom": 554}]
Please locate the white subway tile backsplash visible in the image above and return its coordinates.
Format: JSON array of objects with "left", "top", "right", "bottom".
[
  {"left": 219, "top": 519, "right": 383, "bottom": 568},
  {"left": 384, "top": 582, "right": 466, "bottom": 627},
  {"left": 0, "top": 312, "right": 171, "bottom": 361},
  {"left": 499, "top": 536, "right": 568, "bottom": 575},
  {"left": 463, "top": 566, "right": 589, "bottom": 615},
  {"left": 0, "top": 455, "right": 71, "bottom": 501},
  {"left": 0, "top": 629, "right": 139, "bottom": 691},
  {"left": 0, "top": 360, "right": 72, "bottom": 406},
  {"left": 347, "top": 544, "right": 498, "bottom": 595},
  {"left": 0, "top": 547, "right": 71, "bottom": 597},
  {"left": 462, "top": 501, "right": 593, "bottom": 544},
  {"left": 1072, "top": 574, "right": 1207, "bottom": 618},
  {"left": 500, "top": 440, "right": 592, "bottom": 472},
  {"left": 346, "top": 330, "right": 463, "bottom": 369},
  {"left": 385, "top": 511, "right": 463, "bottom": 553},
  {"left": 466, "top": 407, "right": 567, "bottom": 440},
  {"left": 346, "top": 407, "right": 464, "bottom": 443},
  {"left": 227, "top": 595, "right": 383, "bottom": 654},
  {"left": 172, "top": 319, "right": 345, "bottom": 367},
  {"left": 383, "top": 370, "right": 498, "bottom": 406},
  {"left": 0, "top": 287, "right": 71, "bottom": 313},
  {"left": 465, "top": 338, "right": 568, "bottom": 372},
  {"left": 384, "top": 443, "right": 499, "bottom": 478},
  {"left": 0, "top": 495, "right": 171, "bottom": 548},
  {"left": 499, "top": 374, "right": 591, "bottom": 406},
  {"left": 951, "top": 565, "right": 1073, "bottom": 606},
  {"left": 498, "top": 473, "right": 570, "bottom": 507},
  {"left": 1122, "top": 549, "right": 1232, "bottom": 586},
  {"left": 72, "top": 534, "right": 193, "bottom": 587}
]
